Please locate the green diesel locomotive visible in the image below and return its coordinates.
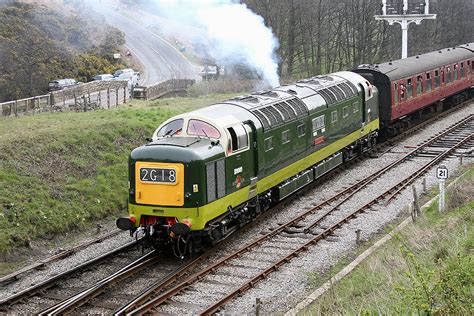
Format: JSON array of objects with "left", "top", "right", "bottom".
[{"left": 117, "top": 71, "right": 379, "bottom": 255}]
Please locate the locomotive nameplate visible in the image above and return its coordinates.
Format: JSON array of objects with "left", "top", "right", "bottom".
[{"left": 139, "top": 167, "right": 177, "bottom": 184}]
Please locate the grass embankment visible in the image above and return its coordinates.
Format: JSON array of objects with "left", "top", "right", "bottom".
[
  {"left": 0, "top": 94, "right": 237, "bottom": 255},
  {"left": 304, "top": 166, "right": 474, "bottom": 315}
]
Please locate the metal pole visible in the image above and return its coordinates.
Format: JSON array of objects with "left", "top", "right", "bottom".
[
  {"left": 401, "top": 20, "right": 408, "bottom": 59},
  {"left": 439, "top": 179, "right": 445, "bottom": 213}
]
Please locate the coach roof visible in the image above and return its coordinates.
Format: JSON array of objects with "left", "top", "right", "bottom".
[{"left": 357, "top": 43, "right": 474, "bottom": 81}]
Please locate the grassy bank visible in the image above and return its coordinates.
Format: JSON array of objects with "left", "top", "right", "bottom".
[
  {"left": 304, "top": 166, "right": 473, "bottom": 314},
  {"left": 0, "top": 94, "right": 237, "bottom": 254}
]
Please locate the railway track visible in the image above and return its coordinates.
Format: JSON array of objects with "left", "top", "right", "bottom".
[
  {"left": 1, "top": 107, "right": 470, "bottom": 314},
  {"left": 0, "top": 240, "right": 144, "bottom": 313},
  {"left": 115, "top": 115, "right": 473, "bottom": 314},
  {"left": 0, "top": 229, "right": 123, "bottom": 287}
]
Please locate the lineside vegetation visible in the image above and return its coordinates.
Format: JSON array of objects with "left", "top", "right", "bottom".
[
  {"left": 305, "top": 165, "right": 474, "bottom": 315},
  {"left": 0, "top": 94, "right": 238, "bottom": 255}
]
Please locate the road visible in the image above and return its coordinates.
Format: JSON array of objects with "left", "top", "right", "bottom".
[{"left": 101, "top": 9, "right": 198, "bottom": 86}]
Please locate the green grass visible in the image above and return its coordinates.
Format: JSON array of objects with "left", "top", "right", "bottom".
[
  {"left": 0, "top": 93, "right": 238, "bottom": 253},
  {"left": 302, "top": 166, "right": 474, "bottom": 315}
]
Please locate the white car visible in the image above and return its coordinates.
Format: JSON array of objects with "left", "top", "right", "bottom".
[
  {"left": 93, "top": 74, "right": 114, "bottom": 81},
  {"left": 114, "top": 73, "right": 139, "bottom": 90},
  {"left": 114, "top": 68, "right": 140, "bottom": 79}
]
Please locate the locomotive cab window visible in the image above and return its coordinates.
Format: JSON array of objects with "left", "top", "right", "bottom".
[
  {"left": 227, "top": 125, "right": 248, "bottom": 154},
  {"left": 353, "top": 101, "right": 359, "bottom": 113},
  {"left": 157, "top": 119, "right": 184, "bottom": 137},
  {"left": 187, "top": 119, "right": 221, "bottom": 139}
]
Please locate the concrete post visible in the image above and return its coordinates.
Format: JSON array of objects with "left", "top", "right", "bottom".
[{"left": 439, "top": 179, "right": 446, "bottom": 213}]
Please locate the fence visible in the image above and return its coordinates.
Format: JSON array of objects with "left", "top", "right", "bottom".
[
  {"left": 1, "top": 78, "right": 196, "bottom": 118},
  {"left": 1, "top": 81, "right": 129, "bottom": 117},
  {"left": 133, "top": 79, "right": 195, "bottom": 100}
]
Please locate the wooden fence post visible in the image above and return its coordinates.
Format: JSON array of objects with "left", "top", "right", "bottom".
[
  {"left": 123, "top": 85, "right": 127, "bottom": 104},
  {"left": 116, "top": 89, "right": 119, "bottom": 107},
  {"left": 412, "top": 185, "right": 420, "bottom": 217},
  {"left": 107, "top": 88, "right": 111, "bottom": 109},
  {"left": 14, "top": 100, "right": 18, "bottom": 117}
]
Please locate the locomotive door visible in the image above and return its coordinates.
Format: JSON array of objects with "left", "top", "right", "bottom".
[{"left": 244, "top": 121, "right": 258, "bottom": 199}]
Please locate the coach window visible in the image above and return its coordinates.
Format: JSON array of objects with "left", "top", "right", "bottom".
[
  {"left": 416, "top": 75, "right": 423, "bottom": 95},
  {"left": 227, "top": 124, "right": 248, "bottom": 154},
  {"left": 446, "top": 67, "right": 452, "bottom": 84},
  {"left": 297, "top": 123, "right": 306, "bottom": 137},
  {"left": 407, "top": 78, "right": 413, "bottom": 98},
  {"left": 434, "top": 70, "right": 440, "bottom": 88},
  {"left": 264, "top": 136, "right": 274, "bottom": 152},
  {"left": 460, "top": 62, "right": 465, "bottom": 77},
  {"left": 393, "top": 84, "right": 398, "bottom": 104},
  {"left": 454, "top": 65, "right": 459, "bottom": 80},
  {"left": 400, "top": 83, "right": 406, "bottom": 101},
  {"left": 425, "top": 72, "right": 432, "bottom": 92},
  {"left": 331, "top": 111, "right": 338, "bottom": 123}
]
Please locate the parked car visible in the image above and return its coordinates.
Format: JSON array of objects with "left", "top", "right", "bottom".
[
  {"left": 48, "top": 78, "right": 80, "bottom": 91},
  {"left": 93, "top": 74, "right": 114, "bottom": 81},
  {"left": 114, "top": 68, "right": 140, "bottom": 80},
  {"left": 113, "top": 73, "right": 139, "bottom": 91}
]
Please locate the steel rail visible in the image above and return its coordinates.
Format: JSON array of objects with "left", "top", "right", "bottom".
[
  {"left": 0, "top": 229, "right": 122, "bottom": 286},
  {"left": 0, "top": 240, "right": 140, "bottom": 310},
  {"left": 129, "top": 115, "right": 473, "bottom": 315},
  {"left": 38, "top": 251, "right": 158, "bottom": 315},
  {"left": 199, "top": 125, "right": 473, "bottom": 315}
]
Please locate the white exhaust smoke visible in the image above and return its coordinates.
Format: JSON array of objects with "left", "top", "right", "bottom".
[{"left": 150, "top": 0, "right": 280, "bottom": 87}]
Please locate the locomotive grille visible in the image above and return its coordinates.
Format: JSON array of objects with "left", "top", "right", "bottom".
[
  {"left": 206, "top": 158, "right": 226, "bottom": 203},
  {"left": 206, "top": 162, "right": 216, "bottom": 202}
]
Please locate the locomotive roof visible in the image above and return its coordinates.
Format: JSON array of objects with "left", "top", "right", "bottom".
[{"left": 357, "top": 43, "right": 474, "bottom": 81}]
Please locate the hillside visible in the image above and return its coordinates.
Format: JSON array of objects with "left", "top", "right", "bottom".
[
  {"left": 0, "top": 1, "right": 125, "bottom": 102},
  {"left": 0, "top": 94, "right": 238, "bottom": 255}
]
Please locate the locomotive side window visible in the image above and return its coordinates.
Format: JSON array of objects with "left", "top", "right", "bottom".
[
  {"left": 227, "top": 125, "right": 248, "bottom": 153},
  {"left": 407, "top": 78, "right": 413, "bottom": 98},
  {"left": 264, "top": 136, "right": 274, "bottom": 152},
  {"left": 425, "top": 72, "right": 432, "bottom": 92},
  {"left": 353, "top": 101, "right": 359, "bottom": 113},
  {"left": 282, "top": 130, "right": 291, "bottom": 144},
  {"left": 297, "top": 123, "right": 306, "bottom": 137},
  {"left": 342, "top": 106, "right": 349, "bottom": 118},
  {"left": 416, "top": 75, "right": 423, "bottom": 95},
  {"left": 434, "top": 70, "right": 440, "bottom": 88},
  {"left": 187, "top": 119, "right": 221, "bottom": 139},
  {"left": 312, "top": 115, "right": 325, "bottom": 134},
  {"left": 331, "top": 111, "right": 338, "bottom": 123},
  {"left": 157, "top": 119, "right": 184, "bottom": 137}
]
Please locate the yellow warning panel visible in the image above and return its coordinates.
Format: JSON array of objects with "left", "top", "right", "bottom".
[{"left": 135, "top": 162, "right": 184, "bottom": 206}]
